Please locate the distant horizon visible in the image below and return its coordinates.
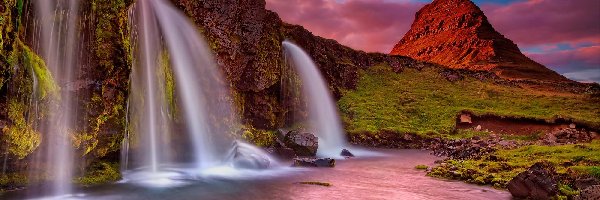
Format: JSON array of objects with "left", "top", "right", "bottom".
[{"left": 266, "top": 0, "right": 600, "bottom": 83}]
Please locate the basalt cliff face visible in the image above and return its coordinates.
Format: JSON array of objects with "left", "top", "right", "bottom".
[
  {"left": 0, "top": 0, "right": 415, "bottom": 168},
  {"left": 170, "top": 0, "right": 414, "bottom": 129},
  {"left": 390, "top": 0, "right": 567, "bottom": 82}
]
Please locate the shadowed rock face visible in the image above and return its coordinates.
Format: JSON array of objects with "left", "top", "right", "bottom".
[
  {"left": 390, "top": 0, "right": 568, "bottom": 82},
  {"left": 171, "top": 0, "right": 415, "bottom": 129}
]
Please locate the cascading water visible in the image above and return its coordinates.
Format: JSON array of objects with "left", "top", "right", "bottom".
[
  {"left": 32, "top": 0, "right": 81, "bottom": 196},
  {"left": 126, "top": 0, "right": 277, "bottom": 183},
  {"left": 282, "top": 41, "right": 348, "bottom": 158}
]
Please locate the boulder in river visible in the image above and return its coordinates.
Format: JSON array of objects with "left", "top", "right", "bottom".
[
  {"left": 507, "top": 162, "right": 558, "bottom": 199},
  {"left": 341, "top": 149, "right": 354, "bottom": 157},
  {"left": 284, "top": 131, "right": 319, "bottom": 156},
  {"left": 292, "top": 158, "right": 335, "bottom": 167}
]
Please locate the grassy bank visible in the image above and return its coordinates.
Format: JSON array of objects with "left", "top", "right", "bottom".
[
  {"left": 338, "top": 65, "right": 600, "bottom": 137},
  {"left": 429, "top": 141, "right": 600, "bottom": 189}
]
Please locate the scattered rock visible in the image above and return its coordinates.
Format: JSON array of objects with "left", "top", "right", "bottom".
[
  {"left": 577, "top": 185, "right": 600, "bottom": 200},
  {"left": 292, "top": 158, "right": 335, "bottom": 168},
  {"left": 459, "top": 114, "right": 472, "bottom": 124},
  {"left": 507, "top": 162, "right": 558, "bottom": 200},
  {"left": 569, "top": 123, "right": 577, "bottom": 129},
  {"left": 575, "top": 177, "right": 600, "bottom": 191},
  {"left": 284, "top": 131, "right": 319, "bottom": 156},
  {"left": 340, "top": 149, "right": 354, "bottom": 157},
  {"left": 541, "top": 128, "right": 595, "bottom": 145}
]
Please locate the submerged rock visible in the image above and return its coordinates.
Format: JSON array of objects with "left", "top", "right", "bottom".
[
  {"left": 231, "top": 141, "right": 272, "bottom": 169},
  {"left": 233, "top": 155, "right": 270, "bottom": 169},
  {"left": 292, "top": 158, "right": 335, "bottom": 168},
  {"left": 284, "top": 131, "right": 319, "bottom": 156},
  {"left": 341, "top": 149, "right": 354, "bottom": 157},
  {"left": 507, "top": 162, "right": 558, "bottom": 199}
]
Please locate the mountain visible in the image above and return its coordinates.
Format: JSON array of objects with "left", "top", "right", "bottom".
[{"left": 390, "top": 0, "right": 568, "bottom": 82}]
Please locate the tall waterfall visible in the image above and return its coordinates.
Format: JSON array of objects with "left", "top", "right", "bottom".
[
  {"left": 32, "top": 0, "right": 81, "bottom": 196},
  {"left": 127, "top": 0, "right": 275, "bottom": 180},
  {"left": 282, "top": 41, "right": 348, "bottom": 157}
]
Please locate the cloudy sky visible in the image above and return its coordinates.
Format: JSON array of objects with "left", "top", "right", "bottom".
[{"left": 266, "top": 0, "right": 600, "bottom": 83}]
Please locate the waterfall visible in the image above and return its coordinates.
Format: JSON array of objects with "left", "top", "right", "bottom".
[
  {"left": 127, "top": 0, "right": 276, "bottom": 181},
  {"left": 282, "top": 41, "right": 348, "bottom": 157},
  {"left": 32, "top": 0, "right": 81, "bottom": 196}
]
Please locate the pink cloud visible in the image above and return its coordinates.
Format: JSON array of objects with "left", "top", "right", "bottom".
[
  {"left": 266, "top": 0, "right": 599, "bottom": 82},
  {"left": 482, "top": 0, "right": 600, "bottom": 46},
  {"left": 526, "top": 45, "right": 600, "bottom": 71},
  {"left": 266, "top": 0, "right": 425, "bottom": 53}
]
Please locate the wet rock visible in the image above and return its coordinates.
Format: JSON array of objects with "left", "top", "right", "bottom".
[
  {"left": 575, "top": 178, "right": 600, "bottom": 191},
  {"left": 541, "top": 128, "right": 594, "bottom": 145},
  {"left": 577, "top": 185, "right": 600, "bottom": 200},
  {"left": 284, "top": 131, "right": 319, "bottom": 156},
  {"left": 273, "top": 147, "right": 296, "bottom": 160},
  {"left": 292, "top": 158, "right": 335, "bottom": 168},
  {"left": 459, "top": 114, "right": 472, "bottom": 124},
  {"left": 233, "top": 155, "right": 270, "bottom": 169},
  {"left": 507, "top": 162, "right": 558, "bottom": 200},
  {"left": 340, "top": 149, "right": 354, "bottom": 157}
]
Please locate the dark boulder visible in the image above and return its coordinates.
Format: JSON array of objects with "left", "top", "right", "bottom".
[
  {"left": 577, "top": 185, "right": 600, "bottom": 200},
  {"left": 575, "top": 177, "right": 600, "bottom": 191},
  {"left": 273, "top": 147, "right": 296, "bottom": 160},
  {"left": 507, "top": 162, "right": 559, "bottom": 200},
  {"left": 341, "top": 149, "right": 354, "bottom": 157},
  {"left": 292, "top": 158, "right": 335, "bottom": 168},
  {"left": 284, "top": 131, "right": 318, "bottom": 156}
]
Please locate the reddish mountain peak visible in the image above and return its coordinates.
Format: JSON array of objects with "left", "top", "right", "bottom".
[{"left": 391, "top": 0, "right": 567, "bottom": 82}]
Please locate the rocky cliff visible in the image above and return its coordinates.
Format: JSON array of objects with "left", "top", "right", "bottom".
[
  {"left": 390, "top": 0, "right": 567, "bottom": 82},
  {"left": 170, "top": 0, "right": 414, "bottom": 129}
]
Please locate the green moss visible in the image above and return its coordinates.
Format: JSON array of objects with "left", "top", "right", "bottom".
[
  {"left": 2, "top": 100, "right": 41, "bottom": 159},
  {"left": 241, "top": 126, "right": 277, "bottom": 147},
  {"left": 428, "top": 141, "right": 600, "bottom": 188},
  {"left": 415, "top": 165, "right": 428, "bottom": 170},
  {"left": 0, "top": 173, "right": 28, "bottom": 188},
  {"left": 338, "top": 65, "right": 600, "bottom": 138},
  {"left": 558, "top": 184, "right": 579, "bottom": 197},
  {"left": 19, "top": 40, "right": 59, "bottom": 100},
  {"left": 76, "top": 162, "right": 121, "bottom": 186}
]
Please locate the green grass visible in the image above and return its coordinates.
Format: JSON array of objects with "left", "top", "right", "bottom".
[
  {"left": 429, "top": 140, "right": 600, "bottom": 188},
  {"left": 76, "top": 162, "right": 121, "bottom": 186},
  {"left": 415, "top": 165, "right": 429, "bottom": 170},
  {"left": 338, "top": 65, "right": 600, "bottom": 137}
]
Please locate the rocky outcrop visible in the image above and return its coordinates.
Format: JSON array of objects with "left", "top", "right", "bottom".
[
  {"left": 507, "top": 162, "right": 559, "bottom": 199},
  {"left": 577, "top": 185, "right": 600, "bottom": 200},
  {"left": 390, "top": 0, "right": 568, "bottom": 82},
  {"left": 283, "top": 130, "right": 319, "bottom": 157},
  {"left": 170, "top": 0, "right": 416, "bottom": 129}
]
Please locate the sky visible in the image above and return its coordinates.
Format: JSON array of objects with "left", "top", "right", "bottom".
[{"left": 265, "top": 0, "right": 600, "bottom": 83}]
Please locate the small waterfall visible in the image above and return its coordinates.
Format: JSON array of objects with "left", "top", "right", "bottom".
[
  {"left": 32, "top": 0, "right": 81, "bottom": 196},
  {"left": 127, "top": 0, "right": 275, "bottom": 180},
  {"left": 282, "top": 41, "right": 348, "bottom": 157}
]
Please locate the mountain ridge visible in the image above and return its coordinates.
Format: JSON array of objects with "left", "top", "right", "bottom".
[{"left": 390, "top": 0, "right": 568, "bottom": 82}]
